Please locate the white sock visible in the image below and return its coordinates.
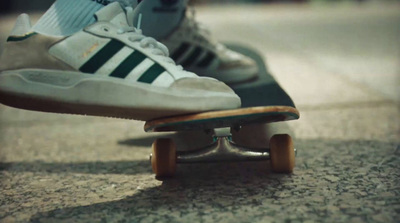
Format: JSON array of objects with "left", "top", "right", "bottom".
[{"left": 32, "top": 0, "right": 131, "bottom": 37}]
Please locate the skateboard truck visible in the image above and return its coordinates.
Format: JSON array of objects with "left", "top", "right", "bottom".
[
  {"left": 177, "top": 127, "right": 271, "bottom": 163},
  {"left": 150, "top": 127, "right": 296, "bottom": 178}
]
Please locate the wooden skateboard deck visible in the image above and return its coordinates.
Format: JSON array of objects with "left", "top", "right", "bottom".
[{"left": 144, "top": 105, "right": 299, "bottom": 132}]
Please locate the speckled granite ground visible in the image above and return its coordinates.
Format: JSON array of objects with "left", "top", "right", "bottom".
[{"left": 1, "top": 2, "right": 400, "bottom": 223}]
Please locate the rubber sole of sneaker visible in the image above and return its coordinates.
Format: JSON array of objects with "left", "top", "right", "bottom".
[{"left": 0, "top": 69, "right": 240, "bottom": 121}]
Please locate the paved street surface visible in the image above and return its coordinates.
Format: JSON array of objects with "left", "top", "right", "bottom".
[{"left": 1, "top": 2, "right": 399, "bottom": 222}]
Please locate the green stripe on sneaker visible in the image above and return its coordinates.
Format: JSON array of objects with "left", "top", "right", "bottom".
[
  {"left": 197, "top": 52, "right": 216, "bottom": 68},
  {"left": 171, "top": 43, "right": 190, "bottom": 61},
  {"left": 137, "top": 64, "right": 165, "bottom": 84},
  {"left": 110, "top": 50, "right": 146, "bottom": 78},
  {"left": 181, "top": 47, "right": 203, "bottom": 67},
  {"left": 79, "top": 40, "right": 124, "bottom": 73}
]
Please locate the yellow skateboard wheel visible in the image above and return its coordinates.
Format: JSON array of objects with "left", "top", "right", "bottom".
[
  {"left": 151, "top": 138, "right": 177, "bottom": 177},
  {"left": 269, "top": 134, "right": 295, "bottom": 173}
]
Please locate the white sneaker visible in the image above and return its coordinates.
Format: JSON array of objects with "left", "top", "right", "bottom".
[
  {"left": 160, "top": 8, "right": 259, "bottom": 85},
  {"left": 0, "top": 3, "right": 240, "bottom": 121}
]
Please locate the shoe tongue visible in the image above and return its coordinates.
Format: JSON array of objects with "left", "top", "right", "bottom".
[{"left": 95, "top": 2, "right": 129, "bottom": 27}]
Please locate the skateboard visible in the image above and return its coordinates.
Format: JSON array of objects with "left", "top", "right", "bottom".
[
  {"left": 145, "top": 106, "right": 299, "bottom": 177},
  {"left": 145, "top": 44, "right": 299, "bottom": 178}
]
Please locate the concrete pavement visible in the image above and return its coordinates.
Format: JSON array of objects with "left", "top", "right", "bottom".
[{"left": 1, "top": 2, "right": 399, "bottom": 222}]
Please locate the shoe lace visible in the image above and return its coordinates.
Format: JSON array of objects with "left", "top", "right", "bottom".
[{"left": 116, "top": 7, "right": 183, "bottom": 70}]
